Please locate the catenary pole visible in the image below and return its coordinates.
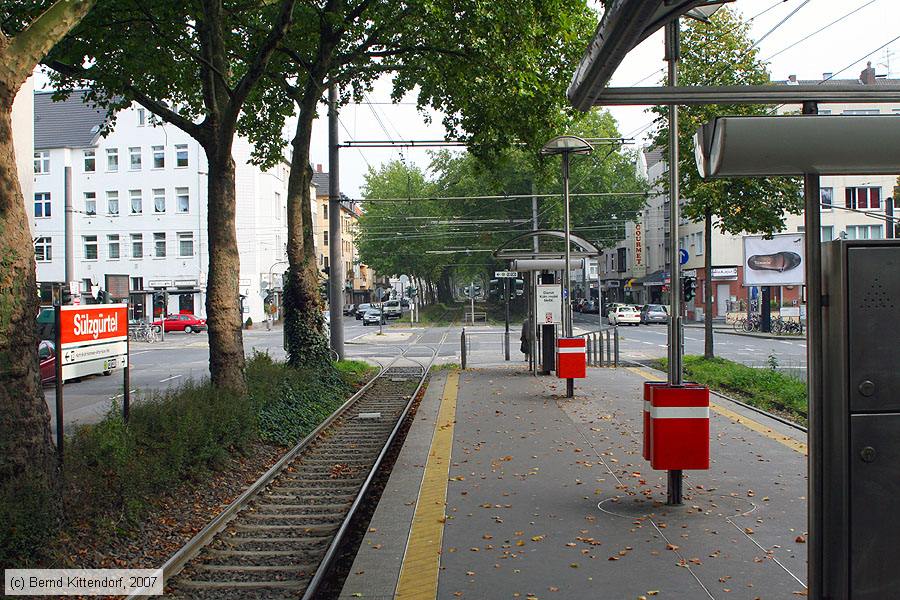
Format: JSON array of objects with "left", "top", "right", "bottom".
[
  {"left": 328, "top": 84, "right": 344, "bottom": 359},
  {"left": 665, "top": 19, "right": 684, "bottom": 506}
]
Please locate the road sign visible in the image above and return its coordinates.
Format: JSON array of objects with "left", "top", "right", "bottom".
[
  {"left": 375, "top": 287, "right": 385, "bottom": 300},
  {"left": 679, "top": 248, "right": 689, "bottom": 265},
  {"left": 59, "top": 304, "right": 128, "bottom": 380},
  {"left": 494, "top": 271, "right": 519, "bottom": 278}
]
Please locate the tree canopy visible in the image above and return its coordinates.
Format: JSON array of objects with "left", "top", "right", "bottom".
[{"left": 357, "top": 110, "right": 648, "bottom": 299}]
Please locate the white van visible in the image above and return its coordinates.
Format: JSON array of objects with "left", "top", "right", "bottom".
[{"left": 382, "top": 300, "right": 402, "bottom": 319}]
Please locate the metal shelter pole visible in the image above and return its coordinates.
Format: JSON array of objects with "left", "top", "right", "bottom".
[
  {"left": 328, "top": 84, "right": 345, "bottom": 359},
  {"left": 562, "top": 152, "right": 575, "bottom": 398},
  {"left": 803, "top": 100, "right": 824, "bottom": 600},
  {"left": 665, "top": 19, "right": 683, "bottom": 506}
]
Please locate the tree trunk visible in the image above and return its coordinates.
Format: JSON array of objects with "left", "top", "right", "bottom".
[
  {"left": 704, "top": 208, "right": 714, "bottom": 359},
  {"left": 284, "top": 106, "right": 330, "bottom": 368},
  {"left": 0, "top": 107, "right": 56, "bottom": 482},
  {"left": 437, "top": 269, "right": 453, "bottom": 304},
  {"left": 204, "top": 146, "right": 247, "bottom": 393}
]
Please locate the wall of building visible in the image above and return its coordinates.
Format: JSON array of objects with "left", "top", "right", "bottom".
[{"left": 32, "top": 100, "right": 298, "bottom": 323}]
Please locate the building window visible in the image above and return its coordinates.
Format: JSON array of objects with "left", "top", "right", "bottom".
[
  {"left": 323, "top": 204, "right": 328, "bottom": 219},
  {"left": 821, "top": 187, "right": 833, "bottom": 210},
  {"left": 83, "top": 149, "right": 96, "bottom": 172},
  {"left": 154, "top": 232, "right": 166, "bottom": 257},
  {"left": 130, "top": 189, "right": 142, "bottom": 214},
  {"left": 34, "top": 192, "right": 51, "bottom": 218},
  {"left": 152, "top": 145, "right": 164, "bottom": 168},
  {"left": 83, "top": 235, "right": 98, "bottom": 260},
  {"left": 131, "top": 277, "right": 143, "bottom": 290},
  {"left": 108, "top": 234, "right": 120, "bottom": 259},
  {"left": 821, "top": 226, "right": 834, "bottom": 241},
  {"left": 176, "top": 187, "right": 189, "bottom": 213},
  {"left": 154, "top": 188, "right": 166, "bottom": 213},
  {"left": 106, "top": 148, "right": 118, "bottom": 171},
  {"left": 34, "top": 151, "right": 50, "bottom": 174},
  {"left": 131, "top": 234, "right": 143, "bottom": 258},
  {"left": 323, "top": 231, "right": 329, "bottom": 245},
  {"left": 107, "top": 191, "right": 119, "bottom": 215},
  {"left": 274, "top": 192, "right": 281, "bottom": 221},
  {"left": 845, "top": 187, "right": 881, "bottom": 210},
  {"left": 178, "top": 232, "right": 194, "bottom": 257},
  {"left": 137, "top": 108, "right": 146, "bottom": 126},
  {"left": 846, "top": 224, "right": 883, "bottom": 240},
  {"left": 129, "top": 147, "right": 142, "bottom": 170},
  {"left": 34, "top": 237, "right": 52, "bottom": 262},
  {"left": 175, "top": 144, "right": 188, "bottom": 167},
  {"left": 84, "top": 192, "right": 96, "bottom": 216}
]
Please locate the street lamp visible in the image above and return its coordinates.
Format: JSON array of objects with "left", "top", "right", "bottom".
[{"left": 541, "top": 135, "right": 593, "bottom": 398}]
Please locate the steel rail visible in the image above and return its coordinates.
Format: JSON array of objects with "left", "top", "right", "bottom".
[
  {"left": 124, "top": 355, "right": 405, "bottom": 600},
  {"left": 300, "top": 345, "right": 440, "bottom": 600}
]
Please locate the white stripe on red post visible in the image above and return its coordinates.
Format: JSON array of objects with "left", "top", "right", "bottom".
[{"left": 650, "top": 406, "right": 710, "bottom": 419}]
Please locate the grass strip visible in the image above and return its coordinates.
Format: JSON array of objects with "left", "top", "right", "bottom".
[{"left": 650, "top": 355, "right": 807, "bottom": 426}]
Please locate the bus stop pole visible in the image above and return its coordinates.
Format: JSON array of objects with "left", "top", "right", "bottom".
[{"left": 54, "top": 304, "right": 63, "bottom": 460}]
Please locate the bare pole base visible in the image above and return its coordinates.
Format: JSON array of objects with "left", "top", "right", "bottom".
[
  {"left": 667, "top": 470, "right": 683, "bottom": 505},
  {"left": 566, "top": 378, "right": 574, "bottom": 398}
]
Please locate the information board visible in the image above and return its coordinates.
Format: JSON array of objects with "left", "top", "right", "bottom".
[{"left": 536, "top": 284, "right": 562, "bottom": 325}]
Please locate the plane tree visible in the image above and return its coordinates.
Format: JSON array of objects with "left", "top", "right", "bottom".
[
  {"left": 46, "top": 0, "right": 297, "bottom": 393},
  {"left": 245, "top": 0, "right": 598, "bottom": 367},
  {"left": 0, "top": 0, "right": 98, "bottom": 504}
]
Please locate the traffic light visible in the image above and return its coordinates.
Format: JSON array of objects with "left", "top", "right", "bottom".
[
  {"left": 488, "top": 279, "right": 500, "bottom": 298},
  {"left": 61, "top": 287, "right": 73, "bottom": 305},
  {"left": 514, "top": 278, "right": 525, "bottom": 297},
  {"left": 682, "top": 276, "right": 696, "bottom": 302}
]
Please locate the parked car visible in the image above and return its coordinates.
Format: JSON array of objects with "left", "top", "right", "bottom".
[
  {"left": 609, "top": 304, "right": 641, "bottom": 326},
  {"left": 362, "top": 308, "right": 385, "bottom": 326},
  {"left": 343, "top": 304, "right": 356, "bottom": 316},
  {"left": 382, "top": 300, "right": 402, "bottom": 319},
  {"left": 38, "top": 340, "right": 56, "bottom": 385},
  {"left": 151, "top": 313, "right": 207, "bottom": 333},
  {"left": 641, "top": 304, "right": 669, "bottom": 324},
  {"left": 582, "top": 300, "right": 601, "bottom": 314},
  {"left": 355, "top": 303, "right": 372, "bottom": 320}
]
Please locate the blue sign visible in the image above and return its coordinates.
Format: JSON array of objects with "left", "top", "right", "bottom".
[{"left": 679, "top": 248, "right": 689, "bottom": 265}]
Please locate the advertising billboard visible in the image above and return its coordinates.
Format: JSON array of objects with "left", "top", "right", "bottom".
[
  {"left": 536, "top": 284, "right": 562, "bottom": 325},
  {"left": 742, "top": 234, "right": 805, "bottom": 286}
]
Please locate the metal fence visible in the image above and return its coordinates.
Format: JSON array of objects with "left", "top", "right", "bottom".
[{"left": 459, "top": 326, "right": 619, "bottom": 370}]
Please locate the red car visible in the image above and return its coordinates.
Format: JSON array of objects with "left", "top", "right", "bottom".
[
  {"left": 39, "top": 340, "right": 56, "bottom": 385},
  {"left": 152, "top": 314, "right": 207, "bottom": 333}
]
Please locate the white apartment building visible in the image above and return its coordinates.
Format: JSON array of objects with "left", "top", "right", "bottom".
[
  {"left": 31, "top": 91, "right": 315, "bottom": 323},
  {"left": 599, "top": 71, "right": 900, "bottom": 320}
]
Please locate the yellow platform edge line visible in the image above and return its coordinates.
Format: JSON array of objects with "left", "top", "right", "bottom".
[
  {"left": 626, "top": 367, "right": 808, "bottom": 456},
  {"left": 395, "top": 370, "right": 460, "bottom": 599}
]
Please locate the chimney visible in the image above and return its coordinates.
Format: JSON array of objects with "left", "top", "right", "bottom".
[
  {"left": 316, "top": 164, "right": 323, "bottom": 172},
  {"left": 860, "top": 61, "right": 877, "bottom": 85},
  {"left": 787, "top": 74, "right": 798, "bottom": 85}
]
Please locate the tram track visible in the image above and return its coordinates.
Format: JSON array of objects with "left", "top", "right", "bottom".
[{"left": 127, "top": 347, "right": 436, "bottom": 600}]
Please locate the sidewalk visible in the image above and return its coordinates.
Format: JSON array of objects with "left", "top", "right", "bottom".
[
  {"left": 684, "top": 322, "right": 804, "bottom": 341},
  {"left": 341, "top": 364, "right": 809, "bottom": 599}
]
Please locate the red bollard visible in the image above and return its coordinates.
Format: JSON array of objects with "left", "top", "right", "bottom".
[
  {"left": 642, "top": 381, "right": 668, "bottom": 461},
  {"left": 648, "top": 384, "right": 710, "bottom": 471}
]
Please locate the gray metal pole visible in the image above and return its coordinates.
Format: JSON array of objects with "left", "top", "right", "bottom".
[
  {"left": 64, "top": 166, "right": 74, "bottom": 291},
  {"left": 803, "top": 100, "right": 824, "bottom": 600},
  {"left": 504, "top": 279, "right": 510, "bottom": 361},
  {"left": 665, "top": 20, "right": 683, "bottom": 506},
  {"left": 328, "top": 84, "right": 344, "bottom": 359},
  {"left": 562, "top": 152, "right": 574, "bottom": 398}
]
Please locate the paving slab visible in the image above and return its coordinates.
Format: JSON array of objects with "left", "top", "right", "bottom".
[{"left": 345, "top": 364, "right": 809, "bottom": 600}]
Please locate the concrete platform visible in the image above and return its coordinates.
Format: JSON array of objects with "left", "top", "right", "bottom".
[{"left": 341, "top": 364, "right": 809, "bottom": 599}]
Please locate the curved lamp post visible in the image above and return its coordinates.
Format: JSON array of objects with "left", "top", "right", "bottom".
[{"left": 540, "top": 135, "right": 593, "bottom": 397}]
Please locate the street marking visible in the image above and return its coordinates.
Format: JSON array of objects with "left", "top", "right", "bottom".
[
  {"left": 396, "top": 370, "right": 459, "bottom": 599},
  {"left": 108, "top": 389, "right": 137, "bottom": 400},
  {"left": 627, "top": 367, "right": 807, "bottom": 456},
  {"left": 159, "top": 374, "right": 183, "bottom": 383},
  {"left": 657, "top": 344, "right": 667, "bottom": 348}
]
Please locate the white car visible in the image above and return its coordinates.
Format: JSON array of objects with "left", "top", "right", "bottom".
[
  {"left": 362, "top": 309, "right": 385, "bottom": 326},
  {"left": 609, "top": 305, "right": 641, "bottom": 326}
]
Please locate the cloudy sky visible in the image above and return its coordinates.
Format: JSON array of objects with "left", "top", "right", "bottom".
[{"left": 307, "top": 0, "right": 899, "bottom": 198}]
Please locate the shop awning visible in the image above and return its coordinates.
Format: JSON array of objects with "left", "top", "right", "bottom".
[{"left": 636, "top": 269, "right": 669, "bottom": 286}]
